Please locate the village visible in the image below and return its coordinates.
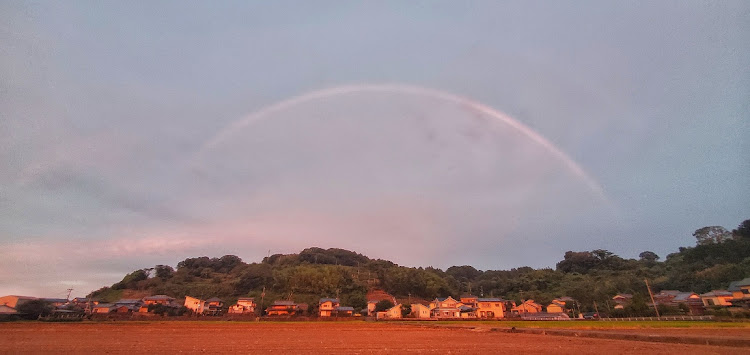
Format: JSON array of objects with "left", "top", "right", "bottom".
[{"left": 2, "top": 277, "right": 748, "bottom": 321}]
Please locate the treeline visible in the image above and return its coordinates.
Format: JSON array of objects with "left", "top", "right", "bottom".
[{"left": 89, "top": 219, "right": 750, "bottom": 315}]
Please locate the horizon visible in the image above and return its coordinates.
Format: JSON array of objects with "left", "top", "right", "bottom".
[{"left": 2, "top": 1, "right": 748, "bottom": 297}]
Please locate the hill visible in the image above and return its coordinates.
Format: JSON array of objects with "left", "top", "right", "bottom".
[{"left": 89, "top": 219, "right": 750, "bottom": 315}]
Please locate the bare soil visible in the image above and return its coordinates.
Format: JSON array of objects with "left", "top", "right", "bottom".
[{"left": 0, "top": 321, "right": 741, "bottom": 354}]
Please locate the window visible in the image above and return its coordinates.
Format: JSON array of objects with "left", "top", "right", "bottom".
[{"left": 742, "top": 289, "right": 750, "bottom": 295}]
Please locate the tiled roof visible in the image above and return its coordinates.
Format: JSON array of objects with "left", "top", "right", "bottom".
[
  {"left": 206, "top": 297, "right": 223, "bottom": 303},
  {"left": 700, "top": 290, "right": 732, "bottom": 297},
  {"left": 272, "top": 300, "right": 296, "bottom": 306},
  {"left": 319, "top": 298, "right": 339, "bottom": 304},
  {"left": 144, "top": 295, "right": 174, "bottom": 300},
  {"left": 115, "top": 299, "right": 141, "bottom": 304},
  {"left": 336, "top": 306, "right": 355, "bottom": 311},
  {"left": 477, "top": 298, "right": 503, "bottom": 302},
  {"left": 728, "top": 278, "right": 750, "bottom": 291}
]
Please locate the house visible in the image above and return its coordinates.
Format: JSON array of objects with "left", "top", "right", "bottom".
[
  {"left": 0, "top": 305, "right": 19, "bottom": 315},
  {"left": 205, "top": 298, "right": 224, "bottom": 315},
  {"left": 92, "top": 303, "right": 116, "bottom": 313},
  {"left": 728, "top": 278, "right": 750, "bottom": 306},
  {"left": 475, "top": 298, "right": 505, "bottom": 318},
  {"left": 382, "top": 304, "right": 402, "bottom": 319},
  {"left": 410, "top": 303, "right": 431, "bottom": 319},
  {"left": 546, "top": 302, "right": 564, "bottom": 313},
  {"left": 366, "top": 290, "right": 397, "bottom": 316},
  {"left": 319, "top": 298, "right": 340, "bottom": 317},
  {"left": 0, "top": 295, "right": 37, "bottom": 309},
  {"left": 429, "top": 296, "right": 463, "bottom": 318},
  {"left": 511, "top": 300, "right": 543, "bottom": 314},
  {"left": 612, "top": 294, "right": 633, "bottom": 309},
  {"left": 652, "top": 290, "right": 704, "bottom": 314},
  {"left": 700, "top": 290, "right": 734, "bottom": 307},
  {"left": 228, "top": 297, "right": 256, "bottom": 314},
  {"left": 143, "top": 295, "right": 175, "bottom": 305},
  {"left": 266, "top": 300, "right": 299, "bottom": 316},
  {"left": 546, "top": 298, "right": 573, "bottom": 313},
  {"left": 335, "top": 306, "right": 354, "bottom": 316},
  {"left": 460, "top": 295, "right": 478, "bottom": 308},
  {"left": 41, "top": 298, "right": 69, "bottom": 308},
  {"left": 184, "top": 296, "right": 206, "bottom": 314}
]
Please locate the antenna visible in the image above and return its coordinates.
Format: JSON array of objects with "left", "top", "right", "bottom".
[{"left": 66, "top": 288, "right": 73, "bottom": 301}]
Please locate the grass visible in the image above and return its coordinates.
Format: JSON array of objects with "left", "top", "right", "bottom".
[{"left": 420, "top": 320, "right": 750, "bottom": 329}]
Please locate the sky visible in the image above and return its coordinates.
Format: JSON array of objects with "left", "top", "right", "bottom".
[{"left": 1, "top": 1, "right": 748, "bottom": 298}]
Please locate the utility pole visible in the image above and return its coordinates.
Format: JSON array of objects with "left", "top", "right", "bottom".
[
  {"left": 66, "top": 288, "right": 73, "bottom": 301},
  {"left": 645, "top": 278, "right": 660, "bottom": 318},
  {"left": 593, "top": 301, "right": 600, "bottom": 317}
]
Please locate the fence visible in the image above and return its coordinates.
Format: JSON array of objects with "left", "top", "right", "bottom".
[{"left": 601, "top": 315, "right": 715, "bottom": 321}]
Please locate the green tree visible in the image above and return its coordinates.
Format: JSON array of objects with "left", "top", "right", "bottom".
[
  {"left": 638, "top": 251, "right": 659, "bottom": 262},
  {"left": 732, "top": 219, "right": 750, "bottom": 240},
  {"left": 374, "top": 300, "right": 394, "bottom": 312},
  {"left": 17, "top": 300, "right": 54, "bottom": 320},
  {"left": 693, "top": 226, "right": 732, "bottom": 246}
]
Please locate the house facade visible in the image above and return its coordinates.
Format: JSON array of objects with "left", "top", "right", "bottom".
[
  {"left": 476, "top": 298, "right": 505, "bottom": 319},
  {"left": 700, "top": 290, "right": 733, "bottom": 307},
  {"left": 511, "top": 300, "right": 543, "bottom": 314},
  {"left": 410, "top": 303, "right": 431, "bottom": 319},
  {"left": 184, "top": 296, "right": 206, "bottom": 314},
  {"left": 229, "top": 297, "right": 256, "bottom": 314},
  {"left": 429, "top": 296, "right": 463, "bottom": 318},
  {"left": 319, "top": 298, "right": 340, "bottom": 317},
  {"left": 266, "top": 300, "right": 299, "bottom": 316}
]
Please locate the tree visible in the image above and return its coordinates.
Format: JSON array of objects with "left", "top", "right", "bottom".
[
  {"left": 733, "top": 219, "right": 750, "bottom": 240},
  {"left": 638, "top": 251, "right": 660, "bottom": 262},
  {"left": 374, "top": 300, "right": 394, "bottom": 312},
  {"left": 155, "top": 265, "right": 175, "bottom": 279},
  {"left": 17, "top": 300, "right": 54, "bottom": 320},
  {"left": 401, "top": 304, "right": 412, "bottom": 318},
  {"left": 693, "top": 226, "right": 732, "bottom": 246}
]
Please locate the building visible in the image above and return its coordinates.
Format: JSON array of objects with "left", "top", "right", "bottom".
[
  {"left": 205, "top": 298, "right": 224, "bottom": 315},
  {"left": 475, "top": 298, "right": 505, "bottom": 318},
  {"left": 511, "top": 300, "right": 543, "bottom": 314},
  {"left": 184, "top": 296, "right": 206, "bottom": 314},
  {"left": 0, "top": 295, "right": 37, "bottom": 309},
  {"left": 92, "top": 304, "right": 116, "bottom": 313},
  {"left": 612, "top": 294, "right": 633, "bottom": 309},
  {"left": 410, "top": 303, "right": 431, "bottom": 319},
  {"left": 383, "top": 304, "right": 402, "bottom": 319},
  {"left": 143, "top": 295, "right": 175, "bottom": 305},
  {"left": 228, "top": 297, "right": 256, "bottom": 314},
  {"left": 728, "top": 278, "right": 750, "bottom": 306},
  {"left": 319, "top": 298, "right": 340, "bottom": 317},
  {"left": 366, "top": 290, "right": 397, "bottom": 316},
  {"left": 429, "top": 296, "right": 463, "bottom": 318},
  {"left": 700, "top": 290, "right": 734, "bottom": 307},
  {"left": 652, "top": 290, "right": 704, "bottom": 315},
  {"left": 266, "top": 300, "right": 299, "bottom": 316}
]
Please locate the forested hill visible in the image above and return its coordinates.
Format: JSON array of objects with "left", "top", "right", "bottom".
[{"left": 89, "top": 219, "right": 750, "bottom": 313}]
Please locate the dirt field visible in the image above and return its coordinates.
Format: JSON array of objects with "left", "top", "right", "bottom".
[{"left": 0, "top": 321, "right": 742, "bottom": 354}]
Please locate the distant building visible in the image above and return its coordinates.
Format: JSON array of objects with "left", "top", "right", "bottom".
[
  {"left": 700, "top": 290, "right": 733, "bottom": 307},
  {"left": 612, "top": 294, "right": 633, "bottom": 309},
  {"left": 476, "top": 298, "right": 505, "bottom": 318},
  {"left": 319, "top": 298, "right": 340, "bottom": 317},
  {"left": 266, "top": 300, "right": 299, "bottom": 316},
  {"left": 228, "top": 297, "right": 256, "bottom": 314},
  {"left": 410, "top": 303, "right": 431, "bottom": 319}
]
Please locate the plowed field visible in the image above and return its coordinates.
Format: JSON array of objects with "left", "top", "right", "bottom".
[{"left": 0, "top": 322, "right": 740, "bottom": 354}]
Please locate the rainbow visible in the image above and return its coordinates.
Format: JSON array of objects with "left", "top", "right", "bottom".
[{"left": 193, "top": 83, "right": 607, "bottom": 200}]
